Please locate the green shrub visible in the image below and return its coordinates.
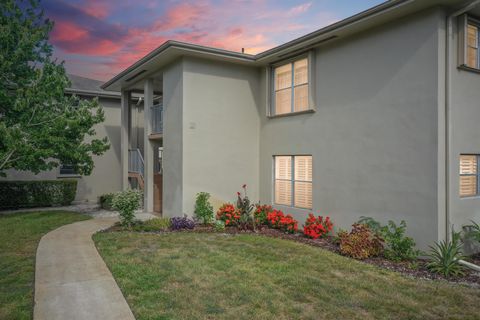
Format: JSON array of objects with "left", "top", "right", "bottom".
[
  {"left": 0, "top": 180, "right": 77, "bottom": 209},
  {"left": 357, "top": 216, "right": 382, "bottom": 234},
  {"left": 194, "top": 192, "right": 214, "bottom": 224},
  {"left": 112, "top": 190, "right": 142, "bottom": 227},
  {"left": 99, "top": 193, "right": 114, "bottom": 210},
  {"left": 357, "top": 217, "right": 419, "bottom": 261},
  {"left": 214, "top": 220, "right": 225, "bottom": 232},
  {"left": 133, "top": 218, "right": 171, "bottom": 232},
  {"left": 427, "top": 229, "right": 465, "bottom": 277},
  {"left": 381, "top": 221, "right": 419, "bottom": 261}
]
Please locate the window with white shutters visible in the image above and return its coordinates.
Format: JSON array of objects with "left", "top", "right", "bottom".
[
  {"left": 274, "top": 155, "right": 312, "bottom": 209},
  {"left": 273, "top": 58, "right": 310, "bottom": 115},
  {"left": 459, "top": 15, "right": 480, "bottom": 70},
  {"left": 460, "top": 154, "right": 480, "bottom": 198},
  {"left": 467, "top": 23, "right": 479, "bottom": 69}
]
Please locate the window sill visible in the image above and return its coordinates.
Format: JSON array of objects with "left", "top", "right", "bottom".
[
  {"left": 268, "top": 109, "right": 315, "bottom": 119},
  {"left": 273, "top": 203, "right": 312, "bottom": 211},
  {"left": 458, "top": 65, "right": 480, "bottom": 74},
  {"left": 460, "top": 195, "right": 480, "bottom": 200}
]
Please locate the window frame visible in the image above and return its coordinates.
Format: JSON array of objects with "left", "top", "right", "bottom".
[
  {"left": 273, "top": 155, "right": 313, "bottom": 209},
  {"left": 269, "top": 52, "right": 315, "bottom": 117},
  {"left": 459, "top": 15, "right": 480, "bottom": 72},
  {"left": 459, "top": 154, "right": 480, "bottom": 198},
  {"left": 59, "top": 164, "right": 78, "bottom": 176}
]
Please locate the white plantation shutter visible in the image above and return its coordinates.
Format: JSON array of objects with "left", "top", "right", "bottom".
[
  {"left": 294, "top": 85, "right": 309, "bottom": 112},
  {"left": 294, "top": 59, "right": 308, "bottom": 85},
  {"left": 275, "top": 88, "right": 292, "bottom": 115},
  {"left": 294, "top": 156, "right": 312, "bottom": 181},
  {"left": 275, "top": 156, "right": 292, "bottom": 206},
  {"left": 294, "top": 181, "right": 312, "bottom": 209},
  {"left": 467, "top": 24, "right": 479, "bottom": 69},
  {"left": 274, "top": 155, "right": 312, "bottom": 209},
  {"left": 294, "top": 156, "right": 312, "bottom": 209},
  {"left": 460, "top": 155, "right": 478, "bottom": 197},
  {"left": 275, "top": 64, "right": 292, "bottom": 90}
]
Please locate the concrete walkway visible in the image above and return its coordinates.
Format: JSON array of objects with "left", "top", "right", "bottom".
[{"left": 34, "top": 217, "right": 136, "bottom": 320}]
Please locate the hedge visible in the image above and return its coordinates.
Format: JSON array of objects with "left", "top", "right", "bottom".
[{"left": 0, "top": 180, "right": 78, "bottom": 210}]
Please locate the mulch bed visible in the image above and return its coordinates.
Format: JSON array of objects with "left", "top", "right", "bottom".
[{"left": 103, "top": 223, "right": 480, "bottom": 287}]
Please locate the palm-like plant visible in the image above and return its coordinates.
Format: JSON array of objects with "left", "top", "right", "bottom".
[
  {"left": 465, "top": 220, "right": 480, "bottom": 243},
  {"left": 426, "top": 229, "right": 465, "bottom": 277}
]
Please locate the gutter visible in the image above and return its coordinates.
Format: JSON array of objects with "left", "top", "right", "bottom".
[
  {"left": 445, "top": 0, "right": 480, "bottom": 242},
  {"left": 101, "top": 41, "right": 255, "bottom": 90},
  {"left": 65, "top": 88, "right": 121, "bottom": 99}
]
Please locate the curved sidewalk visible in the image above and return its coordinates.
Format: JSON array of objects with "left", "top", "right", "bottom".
[{"left": 34, "top": 218, "right": 136, "bottom": 320}]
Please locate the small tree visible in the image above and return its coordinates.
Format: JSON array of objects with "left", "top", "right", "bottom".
[
  {"left": 194, "top": 192, "right": 214, "bottom": 225},
  {"left": 0, "top": 0, "right": 109, "bottom": 176},
  {"left": 112, "top": 190, "right": 142, "bottom": 227}
]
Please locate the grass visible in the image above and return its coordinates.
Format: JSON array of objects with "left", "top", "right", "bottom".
[
  {"left": 94, "top": 232, "right": 480, "bottom": 320},
  {"left": 0, "top": 211, "right": 91, "bottom": 320}
]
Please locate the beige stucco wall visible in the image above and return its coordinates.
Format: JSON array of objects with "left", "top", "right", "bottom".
[
  {"left": 162, "top": 60, "right": 184, "bottom": 217},
  {"left": 258, "top": 8, "right": 443, "bottom": 250},
  {"left": 448, "top": 13, "right": 480, "bottom": 250},
  {"left": 181, "top": 57, "right": 261, "bottom": 215},
  {"left": 1, "top": 96, "right": 124, "bottom": 203}
]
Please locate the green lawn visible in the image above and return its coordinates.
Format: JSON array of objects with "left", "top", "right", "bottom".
[
  {"left": 0, "top": 211, "right": 91, "bottom": 320},
  {"left": 94, "top": 232, "right": 480, "bottom": 320}
]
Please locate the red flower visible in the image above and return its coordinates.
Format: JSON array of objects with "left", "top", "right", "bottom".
[{"left": 303, "top": 213, "right": 334, "bottom": 239}]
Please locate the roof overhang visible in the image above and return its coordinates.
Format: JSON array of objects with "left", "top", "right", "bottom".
[{"left": 102, "top": 0, "right": 468, "bottom": 92}]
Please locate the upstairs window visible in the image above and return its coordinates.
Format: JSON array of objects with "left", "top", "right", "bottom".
[
  {"left": 460, "top": 15, "right": 480, "bottom": 70},
  {"left": 274, "top": 155, "right": 312, "bottom": 209},
  {"left": 459, "top": 155, "right": 480, "bottom": 198},
  {"left": 272, "top": 58, "right": 310, "bottom": 115},
  {"left": 467, "top": 22, "right": 479, "bottom": 69}
]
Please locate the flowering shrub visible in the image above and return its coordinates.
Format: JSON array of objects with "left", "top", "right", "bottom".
[
  {"left": 216, "top": 203, "right": 241, "bottom": 226},
  {"left": 267, "top": 210, "right": 298, "bottom": 233},
  {"left": 170, "top": 216, "right": 195, "bottom": 230},
  {"left": 303, "top": 214, "right": 333, "bottom": 239},
  {"left": 254, "top": 204, "right": 272, "bottom": 225},
  {"left": 339, "top": 223, "right": 384, "bottom": 259}
]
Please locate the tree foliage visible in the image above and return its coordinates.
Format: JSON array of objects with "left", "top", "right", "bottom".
[{"left": 0, "top": 0, "right": 109, "bottom": 176}]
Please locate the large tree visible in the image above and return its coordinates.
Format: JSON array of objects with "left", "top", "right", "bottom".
[{"left": 0, "top": 0, "right": 109, "bottom": 176}]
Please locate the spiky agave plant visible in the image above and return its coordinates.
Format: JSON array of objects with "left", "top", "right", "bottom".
[{"left": 426, "top": 228, "right": 465, "bottom": 277}]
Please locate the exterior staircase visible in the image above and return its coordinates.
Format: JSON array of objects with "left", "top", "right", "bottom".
[{"left": 128, "top": 149, "right": 144, "bottom": 190}]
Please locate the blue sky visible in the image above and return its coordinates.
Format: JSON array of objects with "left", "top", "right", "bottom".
[{"left": 42, "top": 0, "right": 386, "bottom": 80}]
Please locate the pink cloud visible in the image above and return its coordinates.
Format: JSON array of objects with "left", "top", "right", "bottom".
[
  {"left": 51, "top": 21, "right": 88, "bottom": 42},
  {"left": 47, "top": 0, "right": 337, "bottom": 80},
  {"left": 80, "top": 1, "right": 111, "bottom": 19}
]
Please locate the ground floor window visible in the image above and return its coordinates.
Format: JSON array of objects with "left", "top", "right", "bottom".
[
  {"left": 274, "top": 155, "right": 312, "bottom": 209},
  {"left": 59, "top": 164, "right": 77, "bottom": 175},
  {"left": 460, "top": 154, "right": 480, "bottom": 197}
]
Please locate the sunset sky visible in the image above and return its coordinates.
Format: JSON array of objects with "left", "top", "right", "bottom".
[{"left": 42, "top": 0, "right": 385, "bottom": 81}]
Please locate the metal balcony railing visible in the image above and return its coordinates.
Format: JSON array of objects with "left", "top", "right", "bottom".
[{"left": 151, "top": 104, "right": 163, "bottom": 134}]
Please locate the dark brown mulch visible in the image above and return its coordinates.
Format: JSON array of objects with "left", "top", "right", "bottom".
[{"left": 102, "top": 223, "right": 480, "bottom": 287}]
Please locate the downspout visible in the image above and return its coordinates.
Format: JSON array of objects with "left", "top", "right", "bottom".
[{"left": 445, "top": 0, "right": 480, "bottom": 242}]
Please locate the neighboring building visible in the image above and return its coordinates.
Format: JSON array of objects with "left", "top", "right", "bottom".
[
  {"left": 102, "top": 0, "right": 480, "bottom": 250},
  {"left": 0, "top": 74, "right": 144, "bottom": 203}
]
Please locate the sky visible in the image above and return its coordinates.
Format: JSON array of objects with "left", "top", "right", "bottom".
[{"left": 41, "top": 0, "right": 386, "bottom": 81}]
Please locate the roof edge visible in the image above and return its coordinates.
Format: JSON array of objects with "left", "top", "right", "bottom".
[{"left": 101, "top": 0, "right": 427, "bottom": 91}]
